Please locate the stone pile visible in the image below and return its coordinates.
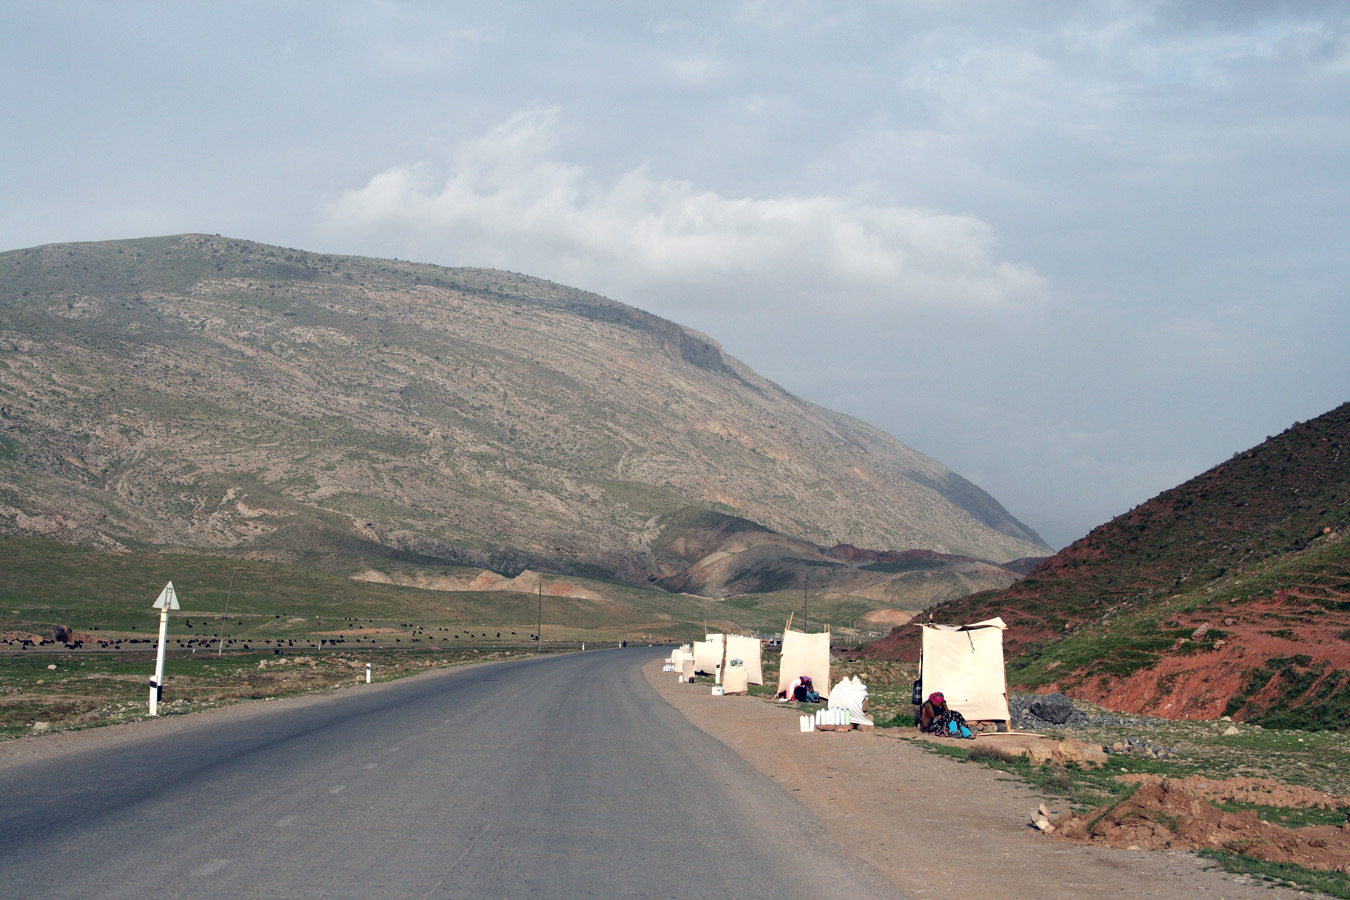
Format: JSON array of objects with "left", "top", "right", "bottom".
[
  {"left": 1008, "top": 692, "right": 1164, "bottom": 730},
  {"left": 1008, "top": 692, "right": 1179, "bottom": 758},
  {"left": 1105, "top": 737, "right": 1177, "bottom": 759}
]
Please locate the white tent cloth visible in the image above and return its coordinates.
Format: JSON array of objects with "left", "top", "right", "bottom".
[
  {"left": 828, "top": 676, "right": 872, "bottom": 726},
  {"left": 776, "top": 629, "right": 831, "bottom": 700},
  {"left": 724, "top": 634, "right": 763, "bottom": 685},
  {"left": 669, "top": 646, "right": 691, "bottom": 675},
  {"left": 919, "top": 618, "right": 1010, "bottom": 723},
  {"left": 693, "top": 636, "right": 724, "bottom": 677}
]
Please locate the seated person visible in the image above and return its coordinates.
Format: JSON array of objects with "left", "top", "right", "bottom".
[
  {"left": 776, "top": 674, "right": 821, "bottom": 703},
  {"left": 919, "top": 691, "right": 973, "bottom": 739}
]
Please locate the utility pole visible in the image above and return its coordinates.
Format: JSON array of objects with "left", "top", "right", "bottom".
[
  {"left": 537, "top": 575, "right": 542, "bottom": 643},
  {"left": 218, "top": 568, "right": 236, "bottom": 657},
  {"left": 803, "top": 585, "right": 808, "bottom": 633}
]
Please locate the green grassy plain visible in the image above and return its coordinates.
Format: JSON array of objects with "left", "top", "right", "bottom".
[{"left": 0, "top": 646, "right": 538, "bottom": 740}]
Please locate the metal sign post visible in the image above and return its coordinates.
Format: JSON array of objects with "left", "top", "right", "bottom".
[{"left": 149, "top": 582, "right": 180, "bottom": 716}]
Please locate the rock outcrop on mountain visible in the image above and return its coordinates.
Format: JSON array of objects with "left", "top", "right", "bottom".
[
  {"left": 0, "top": 234, "right": 1047, "bottom": 587},
  {"left": 650, "top": 507, "right": 1036, "bottom": 603},
  {"left": 865, "top": 402, "right": 1350, "bottom": 730}
]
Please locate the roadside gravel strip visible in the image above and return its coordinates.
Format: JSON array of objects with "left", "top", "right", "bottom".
[{"left": 643, "top": 660, "right": 1306, "bottom": 900}]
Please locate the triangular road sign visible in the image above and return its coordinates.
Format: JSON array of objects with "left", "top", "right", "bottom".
[{"left": 152, "top": 581, "right": 180, "bottom": 610}]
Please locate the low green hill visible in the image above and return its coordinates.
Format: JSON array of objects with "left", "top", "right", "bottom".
[{"left": 0, "top": 533, "right": 851, "bottom": 647}]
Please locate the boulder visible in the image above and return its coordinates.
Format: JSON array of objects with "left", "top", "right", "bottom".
[
  {"left": 1030, "top": 692, "right": 1075, "bottom": 725},
  {"left": 1055, "top": 739, "right": 1107, "bottom": 768},
  {"left": 1025, "top": 744, "right": 1056, "bottom": 766}
]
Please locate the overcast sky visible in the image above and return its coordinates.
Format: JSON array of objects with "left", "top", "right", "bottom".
[{"left": 3, "top": 1, "right": 1347, "bottom": 549}]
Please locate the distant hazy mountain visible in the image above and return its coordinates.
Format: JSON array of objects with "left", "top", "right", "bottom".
[
  {"left": 649, "top": 507, "right": 1037, "bottom": 605},
  {"left": 865, "top": 401, "right": 1350, "bottom": 730},
  {"left": 0, "top": 234, "right": 1047, "bottom": 585}
]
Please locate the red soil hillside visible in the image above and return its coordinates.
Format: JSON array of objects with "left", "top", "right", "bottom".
[{"left": 864, "top": 401, "right": 1350, "bottom": 730}]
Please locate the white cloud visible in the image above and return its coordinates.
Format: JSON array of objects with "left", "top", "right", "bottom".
[{"left": 326, "top": 108, "right": 1048, "bottom": 315}]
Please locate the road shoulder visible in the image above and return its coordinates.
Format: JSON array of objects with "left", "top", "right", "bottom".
[{"left": 643, "top": 659, "right": 1300, "bottom": 900}]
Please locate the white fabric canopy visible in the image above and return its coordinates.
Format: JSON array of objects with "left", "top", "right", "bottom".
[
  {"left": 919, "top": 619, "right": 1010, "bottom": 723},
  {"left": 777, "top": 629, "right": 831, "bottom": 699},
  {"left": 693, "top": 636, "right": 724, "bottom": 677},
  {"left": 725, "top": 634, "right": 763, "bottom": 685}
]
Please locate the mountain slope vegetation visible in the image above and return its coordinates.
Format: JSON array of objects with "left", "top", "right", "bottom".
[
  {"left": 865, "top": 402, "right": 1350, "bottom": 730},
  {"left": 0, "top": 234, "right": 1046, "bottom": 594}
]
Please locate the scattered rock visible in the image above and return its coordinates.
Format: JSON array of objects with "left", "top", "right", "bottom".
[
  {"left": 1223, "top": 725, "right": 1241, "bottom": 736},
  {"left": 1058, "top": 739, "right": 1108, "bottom": 767},
  {"left": 1029, "top": 692, "right": 1076, "bottom": 725},
  {"left": 32, "top": 721, "right": 52, "bottom": 733},
  {"left": 1008, "top": 692, "right": 1196, "bottom": 740},
  {"left": 1026, "top": 743, "right": 1055, "bottom": 766},
  {"left": 1103, "top": 737, "right": 1175, "bottom": 758},
  {"left": 996, "top": 737, "right": 1106, "bottom": 769}
]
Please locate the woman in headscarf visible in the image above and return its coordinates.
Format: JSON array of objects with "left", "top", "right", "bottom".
[
  {"left": 920, "top": 691, "right": 973, "bottom": 738},
  {"left": 777, "top": 674, "right": 819, "bottom": 702}
]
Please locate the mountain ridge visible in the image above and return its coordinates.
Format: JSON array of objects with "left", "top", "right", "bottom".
[{"left": 0, "top": 233, "right": 1047, "bottom": 591}]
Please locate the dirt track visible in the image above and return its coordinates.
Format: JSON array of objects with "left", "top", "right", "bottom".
[{"left": 643, "top": 661, "right": 1307, "bottom": 900}]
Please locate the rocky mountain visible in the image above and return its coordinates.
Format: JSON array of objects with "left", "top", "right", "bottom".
[
  {"left": 651, "top": 507, "right": 1033, "bottom": 605},
  {"left": 865, "top": 402, "right": 1350, "bottom": 730},
  {"left": 0, "top": 234, "right": 1047, "bottom": 590}
]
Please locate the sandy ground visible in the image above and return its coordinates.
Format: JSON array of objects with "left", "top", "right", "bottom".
[{"left": 643, "top": 661, "right": 1308, "bottom": 900}]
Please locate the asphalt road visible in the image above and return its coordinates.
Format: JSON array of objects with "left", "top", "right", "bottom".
[{"left": 0, "top": 648, "right": 908, "bottom": 899}]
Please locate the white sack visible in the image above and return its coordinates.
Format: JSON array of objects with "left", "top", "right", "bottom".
[
  {"left": 828, "top": 675, "right": 873, "bottom": 726},
  {"left": 722, "top": 663, "right": 750, "bottom": 694}
]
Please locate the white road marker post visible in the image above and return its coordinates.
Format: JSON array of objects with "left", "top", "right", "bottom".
[
  {"left": 365, "top": 663, "right": 372, "bottom": 684},
  {"left": 149, "top": 581, "right": 180, "bottom": 716}
]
